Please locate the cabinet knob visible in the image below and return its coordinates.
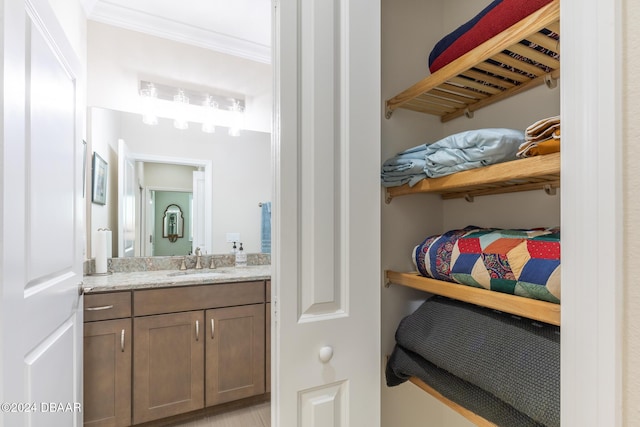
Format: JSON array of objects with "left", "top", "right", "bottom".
[{"left": 318, "top": 346, "right": 334, "bottom": 363}]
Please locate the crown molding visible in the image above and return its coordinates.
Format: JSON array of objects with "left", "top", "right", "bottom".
[{"left": 88, "top": 1, "right": 271, "bottom": 64}]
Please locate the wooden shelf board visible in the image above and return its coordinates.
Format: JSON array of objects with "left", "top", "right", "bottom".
[
  {"left": 385, "top": 153, "right": 560, "bottom": 202},
  {"left": 440, "top": 179, "right": 559, "bottom": 200},
  {"left": 408, "top": 377, "right": 498, "bottom": 427},
  {"left": 385, "top": 0, "right": 560, "bottom": 122},
  {"left": 441, "top": 68, "right": 560, "bottom": 122},
  {"left": 385, "top": 270, "right": 560, "bottom": 326}
]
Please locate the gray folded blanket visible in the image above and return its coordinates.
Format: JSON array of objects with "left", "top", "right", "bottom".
[
  {"left": 386, "top": 296, "right": 560, "bottom": 426},
  {"left": 387, "top": 346, "right": 543, "bottom": 426}
]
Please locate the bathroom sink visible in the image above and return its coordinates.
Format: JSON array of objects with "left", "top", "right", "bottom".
[{"left": 166, "top": 270, "right": 225, "bottom": 278}]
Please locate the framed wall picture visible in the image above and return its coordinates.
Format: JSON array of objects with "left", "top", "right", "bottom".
[{"left": 91, "top": 152, "right": 108, "bottom": 205}]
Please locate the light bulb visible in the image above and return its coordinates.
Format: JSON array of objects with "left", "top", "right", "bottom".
[
  {"left": 228, "top": 99, "right": 244, "bottom": 137},
  {"left": 140, "top": 82, "right": 158, "bottom": 126},
  {"left": 173, "top": 89, "right": 189, "bottom": 130},
  {"left": 201, "top": 95, "right": 217, "bottom": 133}
]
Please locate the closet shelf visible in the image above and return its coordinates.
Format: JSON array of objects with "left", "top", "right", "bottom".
[
  {"left": 385, "top": 270, "right": 561, "bottom": 326},
  {"left": 385, "top": 0, "right": 560, "bottom": 123},
  {"left": 408, "top": 377, "right": 497, "bottom": 427},
  {"left": 385, "top": 152, "right": 560, "bottom": 203}
]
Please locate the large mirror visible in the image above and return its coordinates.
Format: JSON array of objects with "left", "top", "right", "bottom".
[
  {"left": 88, "top": 107, "right": 272, "bottom": 258},
  {"left": 85, "top": 19, "right": 272, "bottom": 260}
]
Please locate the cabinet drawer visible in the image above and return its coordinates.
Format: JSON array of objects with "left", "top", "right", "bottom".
[
  {"left": 133, "top": 281, "right": 265, "bottom": 316},
  {"left": 84, "top": 292, "right": 132, "bottom": 322}
]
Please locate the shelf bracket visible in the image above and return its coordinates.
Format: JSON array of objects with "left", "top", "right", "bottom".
[
  {"left": 384, "top": 276, "right": 391, "bottom": 288},
  {"left": 385, "top": 190, "right": 393, "bottom": 204},
  {"left": 383, "top": 270, "right": 392, "bottom": 288},
  {"left": 544, "top": 73, "right": 558, "bottom": 89},
  {"left": 543, "top": 184, "right": 557, "bottom": 196},
  {"left": 464, "top": 193, "right": 475, "bottom": 203},
  {"left": 464, "top": 108, "right": 474, "bottom": 119},
  {"left": 385, "top": 104, "right": 393, "bottom": 119}
]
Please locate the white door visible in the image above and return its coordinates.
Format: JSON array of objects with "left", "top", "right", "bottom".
[
  {"left": 118, "top": 139, "right": 136, "bottom": 257},
  {"left": 143, "top": 188, "right": 155, "bottom": 256},
  {"left": 1, "top": 0, "right": 84, "bottom": 425},
  {"left": 192, "top": 170, "right": 206, "bottom": 253},
  {"left": 273, "top": 0, "right": 381, "bottom": 425}
]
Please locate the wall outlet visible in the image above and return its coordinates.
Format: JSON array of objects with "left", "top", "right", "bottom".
[{"left": 226, "top": 232, "right": 240, "bottom": 243}]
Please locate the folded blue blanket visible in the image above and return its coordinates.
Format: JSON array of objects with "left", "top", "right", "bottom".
[
  {"left": 423, "top": 128, "right": 524, "bottom": 177},
  {"left": 381, "top": 157, "right": 427, "bottom": 187},
  {"left": 380, "top": 128, "right": 525, "bottom": 186}
]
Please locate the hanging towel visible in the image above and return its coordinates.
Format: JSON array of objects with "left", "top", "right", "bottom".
[{"left": 261, "top": 202, "right": 271, "bottom": 254}]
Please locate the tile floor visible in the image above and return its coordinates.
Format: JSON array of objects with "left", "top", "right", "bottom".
[{"left": 171, "top": 402, "right": 270, "bottom": 427}]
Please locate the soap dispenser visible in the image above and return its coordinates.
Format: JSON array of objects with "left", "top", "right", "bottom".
[
  {"left": 231, "top": 241, "right": 238, "bottom": 254},
  {"left": 235, "top": 242, "right": 247, "bottom": 267}
]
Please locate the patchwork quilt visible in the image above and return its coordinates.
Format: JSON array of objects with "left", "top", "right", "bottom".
[{"left": 412, "top": 226, "right": 560, "bottom": 303}]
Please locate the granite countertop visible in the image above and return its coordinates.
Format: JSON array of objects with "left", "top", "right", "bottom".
[{"left": 83, "top": 265, "right": 271, "bottom": 293}]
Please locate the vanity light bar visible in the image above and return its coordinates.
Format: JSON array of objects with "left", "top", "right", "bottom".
[{"left": 139, "top": 80, "right": 245, "bottom": 112}]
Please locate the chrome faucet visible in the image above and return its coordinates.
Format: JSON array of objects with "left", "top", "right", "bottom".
[{"left": 195, "top": 247, "right": 203, "bottom": 269}]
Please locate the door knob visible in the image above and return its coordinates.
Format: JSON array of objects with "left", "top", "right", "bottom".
[{"left": 319, "top": 346, "right": 333, "bottom": 363}]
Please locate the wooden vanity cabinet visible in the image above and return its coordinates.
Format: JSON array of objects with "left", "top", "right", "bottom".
[
  {"left": 83, "top": 292, "right": 132, "bottom": 427},
  {"left": 83, "top": 280, "right": 269, "bottom": 426},
  {"left": 132, "top": 311, "right": 205, "bottom": 425},
  {"left": 131, "top": 280, "right": 266, "bottom": 424},
  {"left": 205, "top": 304, "right": 265, "bottom": 406},
  {"left": 266, "top": 280, "right": 271, "bottom": 392}
]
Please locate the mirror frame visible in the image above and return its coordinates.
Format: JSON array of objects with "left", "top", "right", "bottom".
[{"left": 162, "top": 203, "right": 184, "bottom": 242}]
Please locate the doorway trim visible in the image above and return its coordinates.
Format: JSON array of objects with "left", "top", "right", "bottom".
[{"left": 561, "top": 0, "right": 623, "bottom": 424}]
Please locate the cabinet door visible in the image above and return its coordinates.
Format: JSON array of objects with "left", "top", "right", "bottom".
[
  {"left": 133, "top": 311, "right": 204, "bottom": 424},
  {"left": 84, "top": 318, "right": 132, "bottom": 427},
  {"left": 266, "top": 302, "right": 271, "bottom": 393},
  {"left": 206, "top": 304, "right": 265, "bottom": 406}
]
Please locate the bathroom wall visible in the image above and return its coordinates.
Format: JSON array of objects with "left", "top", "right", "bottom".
[
  {"left": 88, "top": 107, "right": 120, "bottom": 257},
  {"left": 142, "top": 163, "right": 196, "bottom": 190},
  {"left": 624, "top": 0, "right": 640, "bottom": 422}
]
